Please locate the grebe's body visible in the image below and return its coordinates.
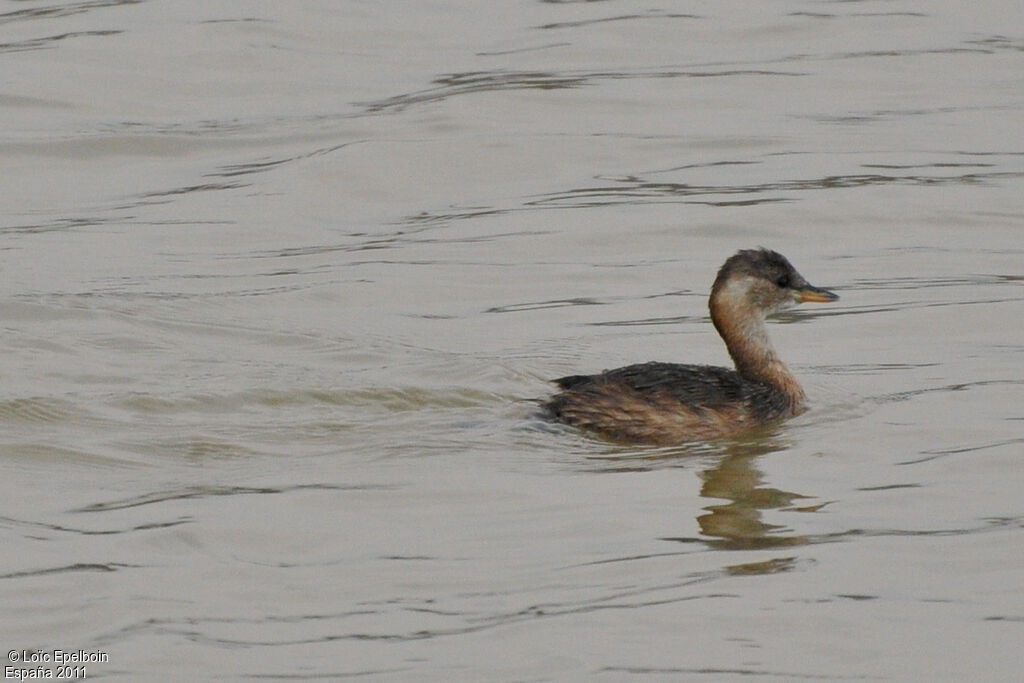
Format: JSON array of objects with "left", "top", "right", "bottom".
[{"left": 544, "top": 249, "right": 837, "bottom": 444}]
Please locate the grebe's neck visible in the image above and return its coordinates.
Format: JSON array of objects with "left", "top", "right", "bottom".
[{"left": 709, "top": 282, "right": 806, "bottom": 408}]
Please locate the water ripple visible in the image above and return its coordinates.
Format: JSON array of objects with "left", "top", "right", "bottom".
[
  {"left": 525, "top": 169, "right": 1024, "bottom": 208},
  {"left": 602, "top": 665, "right": 865, "bottom": 680},
  {"left": 76, "top": 483, "right": 389, "bottom": 513},
  {"left": 0, "top": 29, "right": 122, "bottom": 54},
  {"left": 0, "top": 514, "right": 189, "bottom": 538},
  {"left": 97, "top": 571, "right": 742, "bottom": 647},
  {"left": 0, "top": 0, "right": 140, "bottom": 24},
  {"left": 357, "top": 67, "right": 803, "bottom": 115},
  {"left": 537, "top": 11, "right": 701, "bottom": 30},
  {"left": 0, "top": 562, "right": 133, "bottom": 580},
  {"left": 0, "top": 397, "right": 84, "bottom": 424}
]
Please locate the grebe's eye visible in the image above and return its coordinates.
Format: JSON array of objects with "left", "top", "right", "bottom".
[{"left": 775, "top": 274, "right": 790, "bottom": 288}]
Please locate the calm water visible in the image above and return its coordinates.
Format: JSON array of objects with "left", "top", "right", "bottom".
[{"left": 2, "top": 1, "right": 1022, "bottom": 681}]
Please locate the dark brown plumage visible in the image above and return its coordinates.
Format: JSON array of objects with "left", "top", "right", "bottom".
[{"left": 544, "top": 249, "right": 838, "bottom": 444}]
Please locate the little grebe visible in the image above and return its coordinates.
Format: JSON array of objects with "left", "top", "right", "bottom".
[{"left": 544, "top": 248, "right": 838, "bottom": 444}]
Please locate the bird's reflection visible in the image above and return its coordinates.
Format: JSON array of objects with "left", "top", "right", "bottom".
[
  {"left": 580, "top": 430, "right": 821, "bottom": 554},
  {"left": 696, "top": 440, "right": 814, "bottom": 550}
]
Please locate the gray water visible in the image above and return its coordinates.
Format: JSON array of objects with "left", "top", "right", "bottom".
[{"left": 2, "top": 1, "right": 1023, "bottom": 681}]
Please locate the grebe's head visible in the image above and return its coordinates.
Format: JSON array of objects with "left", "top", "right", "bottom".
[{"left": 711, "top": 248, "right": 838, "bottom": 317}]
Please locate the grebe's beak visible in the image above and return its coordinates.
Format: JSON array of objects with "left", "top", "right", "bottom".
[{"left": 796, "top": 285, "right": 839, "bottom": 303}]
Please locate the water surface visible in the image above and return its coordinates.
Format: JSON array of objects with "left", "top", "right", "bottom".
[{"left": 1, "top": 1, "right": 1022, "bottom": 681}]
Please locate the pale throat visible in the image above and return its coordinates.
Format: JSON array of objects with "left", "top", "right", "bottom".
[{"left": 710, "top": 280, "right": 806, "bottom": 406}]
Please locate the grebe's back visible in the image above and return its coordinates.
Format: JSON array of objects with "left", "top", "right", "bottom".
[{"left": 547, "top": 361, "right": 793, "bottom": 443}]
